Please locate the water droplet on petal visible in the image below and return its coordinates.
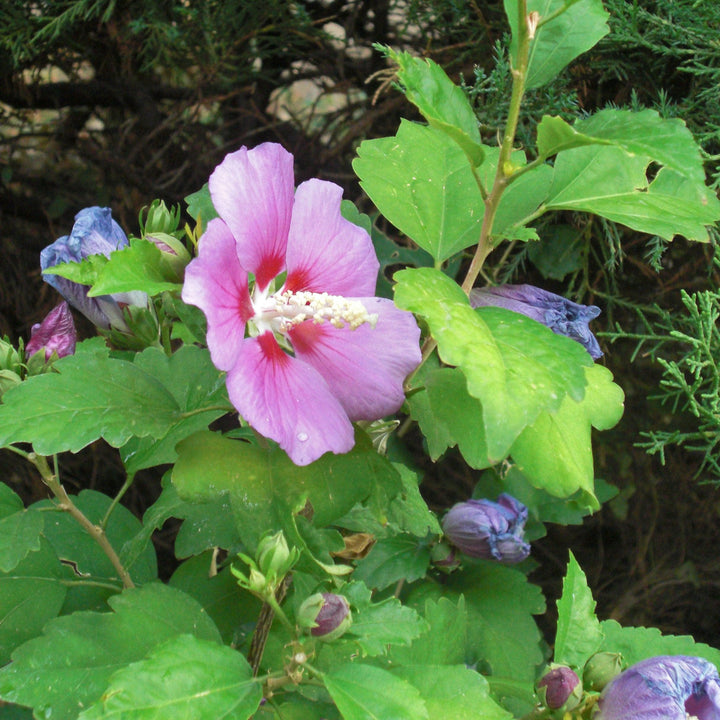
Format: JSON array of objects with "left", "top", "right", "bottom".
[{"left": 297, "top": 432, "right": 308, "bottom": 442}]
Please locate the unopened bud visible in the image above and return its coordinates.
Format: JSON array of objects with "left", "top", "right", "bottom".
[
  {"left": 583, "top": 652, "right": 623, "bottom": 692},
  {"left": 25, "top": 302, "right": 77, "bottom": 362},
  {"left": 257, "top": 531, "right": 299, "bottom": 582},
  {"left": 297, "top": 593, "right": 352, "bottom": 641},
  {"left": 537, "top": 664, "right": 582, "bottom": 711}
]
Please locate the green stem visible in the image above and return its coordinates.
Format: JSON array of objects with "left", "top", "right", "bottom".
[
  {"left": 28, "top": 453, "right": 135, "bottom": 589},
  {"left": 460, "top": 0, "right": 531, "bottom": 295},
  {"left": 101, "top": 472, "right": 135, "bottom": 529}
]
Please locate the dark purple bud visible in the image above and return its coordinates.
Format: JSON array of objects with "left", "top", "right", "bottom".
[
  {"left": 298, "top": 593, "right": 352, "bottom": 641},
  {"left": 469, "top": 284, "right": 603, "bottom": 359},
  {"left": 25, "top": 302, "right": 76, "bottom": 361},
  {"left": 442, "top": 494, "right": 531, "bottom": 564},
  {"left": 537, "top": 665, "right": 582, "bottom": 710},
  {"left": 598, "top": 655, "right": 720, "bottom": 720},
  {"left": 40, "top": 207, "right": 147, "bottom": 329}
]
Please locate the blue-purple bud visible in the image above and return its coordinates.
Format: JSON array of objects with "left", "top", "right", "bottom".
[
  {"left": 297, "top": 592, "right": 352, "bottom": 641},
  {"left": 469, "top": 284, "right": 602, "bottom": 359},
  {"left": 537, "top": 665, "right": 582, "bottom": 711},
  {"left": 442, "top": 494, "right": 530, "bottom": 564},
  {"left": 598, "top": 655, "right": 720, "bottom": 720},
  {"left": 25, "top": 302, "right": 77, "bottom": 362},
  {"left": 40, "top": 207, "right": 147, "bottom": 329}
]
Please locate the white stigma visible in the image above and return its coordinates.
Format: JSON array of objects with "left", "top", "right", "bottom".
[{"left": 255, "top": 289, "right": 378, "bottom": 333}]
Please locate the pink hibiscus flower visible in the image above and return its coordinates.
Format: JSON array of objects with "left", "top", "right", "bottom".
[{"left": 182, "top": 143, "right": 421, "bottom": 465}]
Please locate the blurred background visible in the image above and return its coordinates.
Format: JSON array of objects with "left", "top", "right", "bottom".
[{"left": 2, "top": 0, "right": 720, "bottom": 649}]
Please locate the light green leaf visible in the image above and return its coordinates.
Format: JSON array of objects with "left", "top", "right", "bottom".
[
  {"left": 88, "top": 239, "right": 182, "bottom": 296},
  {"left": 353, "top": 121, "right": 485, "bottom": 262},
  {"left": 538, "top": 109, "right": 706, "bottom": 181},
  {"left": 324, "top": 663, "right": 428, "bottom": 720},
  {"left": 554, "top": 552, "right": 603, "bottom": 669},
  {"left": 599, "top": 619, "right": 720, "bottom": 671},
  {"left": 172, "top": 430, "right": 401, "bottom": 551},
  {"left": 78, "top": 634, "right": 262, "bottom": 720},
  {"left": 393, "top": 665, "right": 513, "bottom": 720},
  {"left": 505, "top": 0, "right": 610, "bottom": 89},
  {"left": 0, "top": 345, "right": 181, "bottom": 454},
  {"left": 395, "top": 267, "right": 591, "bottom": 461},
  {"left": 510, "top": 364, "right": 624, "bottom": 508},
  {"left": 545, "top": 146, "right": 720, "bottom": 242},
  {"left": 389, "top": 49, "right": 484, "bottom": 166},
  {"left": 0, "top": 538, "right": 69, "bottom": 665},
  {"left": 185, "top": 183, "right": 219, "bottom": 225},
  {"left": 0, "top": 482, "right": 23, "bottom": 519},
  {"left": 0, "top": 584, "right": 222, "bottom": 720}
]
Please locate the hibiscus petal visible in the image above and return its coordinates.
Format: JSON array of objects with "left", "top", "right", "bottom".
[
  {"left": 209, "top": 143, "right": 294, "bottom": 290},
  {"left": 285, "top": 179, "right": 378, "bottom": 297},
  {"left": 288, "top": 297, "right": 421, "bottom": 421},
  {"left": 227, "top": 333, "right": 355, "bottom": 465},
  {"left": 182, "top": 218, "right": 253, "bottom": 372}
]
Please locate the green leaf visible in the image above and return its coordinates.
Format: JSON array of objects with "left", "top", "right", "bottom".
[
  {"left": 0, "top": 345, "right": 181, "bottom": 454},
  {"left": 407, "top": 565, "right": 545, "bottom": 682},
  {"left": 505, "top": 0, "right": 610, "bottom": 89},
  {"left": 527, "top": 224, "right": 584, "bottom": 281},
  {"left": 389, "top": 49, "right": 485, "bottom": 166},
  {"left": 172, "top": 430, "right": 401, "bottom": 551},
  {"left": 0, "top": 584, "right": 222, "bottom": 720},
  {"left": 408, "top": 366, "right": 490, "bottom": 468},
  {"left": 544, "top": 145, "right": 720, "bottom": 242},
  {"left": 353, "top": 121, "right": 485, "bottom": 262},
  {"left": 389, "top": 597, "right": 468, "bottom": 667},
  {"left": 32, "top": 489, "right": 157, "bottom": 612},
  {"left": 120, "top": 345, "right": 230, "bottom": 473},
  {"left": 554, "top": 552, "right": 603, "bottom": 669},
  {"left": 538, "top": 109, "right": 706, "bottom": 180},
  {"left": 0, "top": 538, "right": 69, "bottom": 665},
  {"left": 42, "top": 253, "right": 107, "bottom": 286},
  {"left": 0, "top": 482, "right": 24, "bottom": 519},
  {"left": 395, "top": 268, "right": 591, "bottom": 461},
  {"left": 78, "top": 634, "right": 262, "bottom": 720},
  {"left": 509, "top": 364, "right": 624, "bottom": 508},
  {"left": 324, "top": 663, "right": 428, "bottom": 720},
  {"left": 0, "top": 507, "right": 43, "bottom": 573},
  {"left": 185, "top": 183, "right": 219, "bottom": 225},
  {"left": 88, "top": 239, "right": 182, "bottom": 296},
  {"left": 392, "top": 665, "right": 513, "bottom": 720},
  {"left": 353, "top": 536, "right": 432, "bottom": 591},
  {"left": 170, "top": 554, "right": 262, "bottom": 646},
  {"left": 599, "top": 619, "right": 720, "bottom": 671},
  {"left": 342, "top": 582, "right": 427, "bottom": 656},
  {"left": 387, "top": 464, "right": 442, "bottom": 537}
]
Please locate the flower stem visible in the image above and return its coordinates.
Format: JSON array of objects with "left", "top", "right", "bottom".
[
  {"left": 28, "top": 452, "right": 135, "bottom": 589},
  {"left": 460, "top": 0, "right": 531, "bottom": 296}
]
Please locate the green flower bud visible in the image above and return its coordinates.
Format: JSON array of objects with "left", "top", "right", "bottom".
[
  {"left": 537, "top": 664, "right": 582, "bottom": 712},
  {"left": 257, "top": 531, "right": 299, "bottom": 583},
  {"left": 430, "top": 541, "right": 461, "bottom": 573},
  {"left": 140, "top": 199, "right": 182, "bottom": 237},
  {"left": 583, "top": 651, "right": 624, "bottom": 692}
]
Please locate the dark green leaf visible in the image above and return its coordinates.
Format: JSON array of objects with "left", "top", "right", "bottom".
[
  {"left": 0, "top": 584, "right": 222, "bottom": 720},
  {"left": 78, "top": 634, "right": 262, "bottom": 720},
  {"left": 0, "top": 538, "right": 68, "bottom": 665},
  {"left": 353, "top": 536, "right": 432, "bottom": 591},
  {"left": 0, "top": 508, "right": 43, "bottom": 573},
  {"left": 528, "top": 224, "right": 584, "bottom": 280}
]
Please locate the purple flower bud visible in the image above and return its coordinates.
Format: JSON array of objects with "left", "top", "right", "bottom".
[
  {"left": 469, "top": 284, "right": 603, "bottom": 359},
  {"left": 298, "top": 593, "right": 352, "bottom": 641},
  {"left": 537, "top": 665, "right": 582, "bottom": 711},
  {"left": 442, "top": 494, "right": 531, "bottom": 564},
  {"left": 40, "top": 207, "right": 147, "bottom": 329},
  {"left": 25, "top": 302, "right": 76, "bottom": 361},
  {"left": 598, "top": 655, "right": 720, "bottom": 720}
]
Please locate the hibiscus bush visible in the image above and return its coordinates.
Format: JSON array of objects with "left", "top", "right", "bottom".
[{"left": 2, "top": 1, "right": 720, "bottom": 719}]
